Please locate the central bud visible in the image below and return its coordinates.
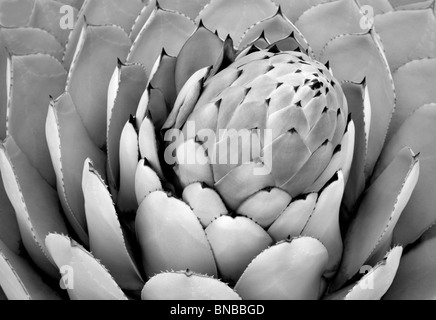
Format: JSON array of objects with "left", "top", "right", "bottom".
[{"left": 165, "top": 50, "right": 348, "bottom": 210}]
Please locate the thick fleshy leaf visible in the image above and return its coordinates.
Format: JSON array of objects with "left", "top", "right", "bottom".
[
  {"left": 206, "top": 216, "right": 273, "bottom": 283},
  {"left": 237, "top": 188, "right": 292, "bottom": 228},
  {"left": 334, "top": 147, "right": 419, "bottom": 289},
  {"left": 0, "top": 240, "right": 61, "bottom": 300},
  {"left": 135, "top": 159, "right": 163, "bottom": 206},
  {"left": 64, "top": 0, "right": 143, "bottom": 68},
  {"left": 326, "top": 246, "right": 402, "bottom": 300},
  {"left": 129, "top": 0, "right": 157, "bottom": 42},
  {"left": 271, "top": 0, "right": 328, "bottom": 23},
  {"left": 107, "top": 62, "right": 147, "bottom": 193},
  {"left": 197, "top": 0, "right": 277, "bottom": 42},
  {"left": 159, "top": 0, "right": 209, "bottom": 19},
  {"left": 7, "top": 53, "right": 67, "bottom": 186},
  {"left": 148, "top": 50, "right": 177, "bottom": 108},
  {"left": 295, "top": 0, "right": 366, "bottom": 57},
  {"left": 384, "top": 238, "right": 436, "bottom": 300},
  {"left": 46, "top": 92, "right": 107, "bottom": 246},
  {"left": 116, "top": 118, "right": 139, "bottom": 213},
  {"left": 127, "top": 7, "right": 196, "bottom": 80},
  {"left": 175, "top": 24, "right": 223, "bottom": 93},
  {"left": 341, "top": 81, "right": 370, "bottom": 212},
  {"left": 238, "top": 8, "right": 311, "bottom": 54},
  {"left": 45, "top": 233, "right": 128, "bottom": 300},
  {"left": 0, "top": 138, "right": 69, "bottom": 278},
  {"left": 268, "top": 193, "right": 318, "bottom": 242},
  {"left": 182, "top": 183, "right": 228, "bottom": 228},
  {"left": 136, "top": 191, "right": 218, "bottom": 278},
  {"left": 27, "top": 0, "right": 76, "bottom": 47},
  {"left": 82, "top": 159, "right": 144, "bottom": 290},
  {"left": 142, "top": 271, "right": 241, "bottom": 300},
  {"left": 374, "top": 104, "right": 436, "bottom": 246},
  {"left": 374, "top": 8, "right": 436, "bottom": 71},
  {"left": 320, "top": 31, "right": 395, "bottom": 179},
  {"left": 1, "top": 28, "right": 63, "bottom": 61},
  {"left": 138, "top": 117, "right": 163, "bottom": 178},
  {"left": 388, "top": 58, "right": 436, "bottom": 139},
  {"left": 66, "top": 24, "right": 131, "bottom": 147},
  {"left": 215, "top": 162, "right": 276, "bottom": 210},
  {"left": 0, "top": 0, "right": 35, "bottom": 27},
  {"left": 302, "top": 171, "right": 344, "bottom": 277},
  {"left": 234, "top": 237, "right": 328, "bottom": 300},
  {"left": 0, "top": 175, "right": 20, "bottom": 254}
]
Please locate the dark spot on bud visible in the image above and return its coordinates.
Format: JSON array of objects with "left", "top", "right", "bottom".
[
  {"left": 295, "top": 101, "right": 302, "bottom": 108},
  {"left": 266, "top": 65, "right": 275, "bottom": 72},
  {"left": 304, "top": 78, "right": 310, "bottom": 85},
  {"left": 322, "top": 106, "right": 328, "bottom": 113},
  {"left": 295, "top": 69, "right": 302, "bottom": 74},
  {"left": 293, "top": 85, "right": 300, "bottom": 92},
  {"left": 288, "top": 128, "right": 298, "bottom": 134},
  {"left": 314, "top": 91, "right": 322, "bottom": 98}
]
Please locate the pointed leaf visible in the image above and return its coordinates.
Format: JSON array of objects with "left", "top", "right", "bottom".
[
  {"left": 0, "top": 240, "right": 61, "bottom": 300},
  {"left": 66, "top": 24, "right": 131, "bottom": 147},
  {"left": 0, "top": 138, "right": 69, "bottom": 278},
  {"left": 374, "top": 104, "right": 436, "bottom": 246},
  {"left": 326, "top": 246, "right": 402, "bottom": 300},
  {"left": 46, "top": 92, "right": 107, "bottom": 246},
  {"left": 45, "top": 233, "right": 128, "bottom": 300},
  {"left": 320, "top": 31, "right": 395, "bottom": 179},
  {"left": 127, "top": 7, "right": 196, "bottom": 80},
  {"left": 107, "top": 62, "right": 147, "bottom": 192},
  {"left": 82, "top": 159, "right": 144, "bottom": 290},
  {"left": 7, "top": 53, "right": 67, "bottom": 186},
  {"left": 334, "top": 147, "right": 419, "bottom": 289},
  {"left": 197, "top": 0, "right": 277, "bottom": 42}
]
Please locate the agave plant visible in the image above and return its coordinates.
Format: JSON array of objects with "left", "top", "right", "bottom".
[{"left": 1, "top": 0, "right": 436, "bottom": 300}]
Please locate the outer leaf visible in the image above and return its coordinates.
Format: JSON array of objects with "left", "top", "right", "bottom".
[
  {"left": 234, "top": 237, "right": 328, "bottom": 300},
  {"left": 142, "top": 271, "right": 241, "bottom": 300},
  {"left": 107, "top": 61, "right": 147, "bottom": 192},
  {"left": 0, "top": 240, "right": 61, "bottom": 300},
  {"left": 374, "top": 104, "right": 436, "bottom": 246},
  {"left": 271, "top": 0, "right": 328, "bottom": 23},
  {"left": 326, "top": 246, "right": 402, "bottom": 300},
  {"left": 320, "top": 31, "right": 395, "bottom": 179},
  {"left": 333, "top": 147, "right": 419, "bottom": 289},
  {"left": 7, "top": 53, "right": 67, "bottom": 187},
  {"left": 388, "top": 58, "right": 436, "bottom": 139},
  {"left": 374, "top": 8, "right": 436, "bottom": 71},
  {"left": 0, "top": 0, "right": 35, "bottom": 27},
  {"left": 1, "top": 28, "right": 64, "bottom": 61},
  {"left": 197, "top": 0, "right": 277, "bottom": 42},
  {"left": 0, "top": 137, "right": 69, "bottom": 278},
  {"left": 384, "top": 238, "right": 436, "bottom": 300},
  {"left": 45, "top": 233, "right": 128, "bottom": 300},
  {"left": 46, "top": 92, "right": 107, "bottom": 246},
  {"left": 66, "top": 24, "right": 131, "bottom": 148},
  {"left": 63, "top": 0, "right": 143, "bottom": 68},
  {"left": 82, "top": 159, "right": 144, "bottom": 291},
  {"left": 295, "top": 0, "right": 366, "bottom": 57},
  {"left": 0, "top": 174, "right": 20, "bottom": 254},
  {"left": 127, "top": 7, "right": 196, "bottom": 80}
]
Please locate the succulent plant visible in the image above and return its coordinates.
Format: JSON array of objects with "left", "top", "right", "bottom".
[{"left": 0, "top": 0, "right": 436, "bottom": 300}]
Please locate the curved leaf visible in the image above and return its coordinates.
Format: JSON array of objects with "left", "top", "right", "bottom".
[
  {"left": 374, "top": 104, "right": 436, "bottom": 246},
  {"left": 374, "top": 8, "right": 436, "bottom": 71},
  {"left": 388, "top": 58, "right": 436, "bottom": 139},
  {"left": 46, "top": 92, "right": 107, "bottom": 246},
  {"left": 0, "top": 137, "right": 69, "bottom": 278},
  {"left": 320, "top": 31, "right": 395, "bottom": 179},
  {"left": 66, "top": 24, "right": 131, "bottom": 147},
  {"left": 82, "top": 159, "right": 144, "bottom": 290},
  {"left": 197, "top": 0, "right": 277, "bottom": 42},
  {"left": 7, "top": 53, "right": 67, "bottom": 187},
  {"left": 45, "top": 233, "right": 128, "bottom": 300},
  {"left": 333, "top": 147, "right": 419, "bottom": 289},
  {"left": 0, "top": 240, "right": 61, "bottom": 300}
]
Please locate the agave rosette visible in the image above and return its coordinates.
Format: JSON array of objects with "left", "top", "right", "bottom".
[{"left": 0, "top": 0, "right": 436, "bottom": 300}]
